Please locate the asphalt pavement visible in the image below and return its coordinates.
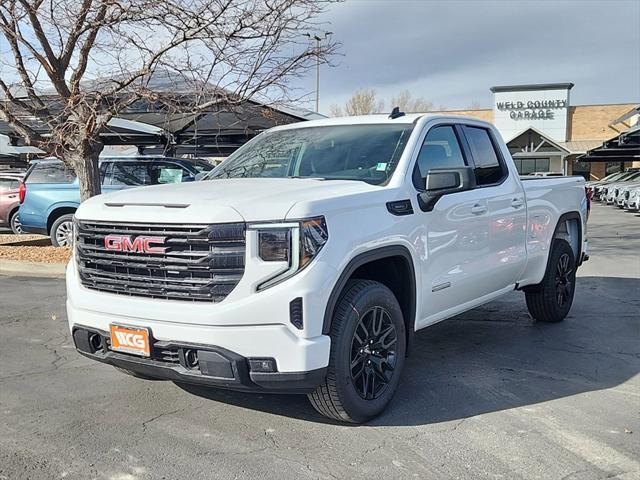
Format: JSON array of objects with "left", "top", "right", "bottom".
[{"left": 0, "top": 205, "right": 638, "bottom": 479}]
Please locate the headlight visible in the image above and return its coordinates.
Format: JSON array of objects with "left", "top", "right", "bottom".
[
  {"left": 251, "top": 216, "right": 328, "bottom": 290},
  {"left": 258, "top": 229, "right": 291, "bottom": 262}
]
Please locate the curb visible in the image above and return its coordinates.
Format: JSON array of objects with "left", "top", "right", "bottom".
[{"left": 0, "top": 259, "right": 66, "bottom": 278}]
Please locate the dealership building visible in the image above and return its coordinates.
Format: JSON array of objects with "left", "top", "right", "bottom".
[{"left": 435, "top": 83, "right": 639, "bottom": 179}]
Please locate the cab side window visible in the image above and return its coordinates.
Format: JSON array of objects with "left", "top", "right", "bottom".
[
  {"left": 412, "top": 126, "right": 466, "bottom": 189},
  {"left": 462, "top": 126, "right": 506, "bottom": 186}
]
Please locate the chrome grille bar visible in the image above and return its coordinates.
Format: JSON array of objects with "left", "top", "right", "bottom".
[{"left": 76, "top": 220, "right": 246, "bottom": 302}]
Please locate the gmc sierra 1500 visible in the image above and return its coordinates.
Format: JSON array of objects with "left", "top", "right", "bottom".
[{"left": 67, "top": 113, "right": 588, "bottom": 423}]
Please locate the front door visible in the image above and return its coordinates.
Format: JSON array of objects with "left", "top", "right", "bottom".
[{"left": 413, "top": 124, "right": 493, "bottom": 326}]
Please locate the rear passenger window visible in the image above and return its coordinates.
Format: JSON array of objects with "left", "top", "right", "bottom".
[
  {"left": 463, "top": 126, "right": 506, "bottom": 185},
  {"left": 413, "top": 126, "right": 466, "bottom": 188},
  {"left": 26, "top": 163, "right": 76, "bottom": 184}
]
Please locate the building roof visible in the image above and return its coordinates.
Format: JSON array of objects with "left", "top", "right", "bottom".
[
  {"left": 490, "top": 83, "right": 574, "bottom": 93},
  {"left": 506, "top": 126, "right": 570, "bottom": 156},
  {"left": 559, "top": 140, "right": 605, "bottom": 155}
]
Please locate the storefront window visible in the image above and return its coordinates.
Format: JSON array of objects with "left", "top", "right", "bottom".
[{"left": 513, "top": 158, "right": 550, "bottom": 175}]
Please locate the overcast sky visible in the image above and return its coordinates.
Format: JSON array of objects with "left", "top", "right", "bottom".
[{"left": 301, "top": 0, "right": 640, "bottom": 115}]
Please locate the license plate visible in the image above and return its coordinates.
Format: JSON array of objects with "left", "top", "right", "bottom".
[{"left": 110, "top": 324, "right": 151, "bottom": 357}]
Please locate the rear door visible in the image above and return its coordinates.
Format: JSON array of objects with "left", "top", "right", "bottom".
[
  {"left": 0, "top": 177, "right": 20, "bottom": 223},
  {"left": 459, "top": 125, "right": 527, "bottom": 293}
]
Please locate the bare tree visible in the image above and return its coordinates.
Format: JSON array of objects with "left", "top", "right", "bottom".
[
  {"left": 467, "top": 101, "right": 482, "bottom": 110},
  {"left": 0, "top": 0, "right": 337, "bottom": 200},
  {"left": 334, "top": 88, "right": 384, "bottom": 116},
  {"left": 329, "top": 103, "right": 344, "bottom": 117},
  {"left": 390, "top": 90, "right": 432, "bottom": 113},
  {"left": 330, "top": 88, "right": 436, "bottom": 117}
]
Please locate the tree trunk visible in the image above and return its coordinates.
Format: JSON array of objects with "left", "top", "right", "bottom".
[{"left": 62, "top": 140, "right": 104, "bottom": 202}]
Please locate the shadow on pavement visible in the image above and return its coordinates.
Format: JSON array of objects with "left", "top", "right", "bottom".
[{"left": 176, "top": 276, "right": 640, "bottom": 426}]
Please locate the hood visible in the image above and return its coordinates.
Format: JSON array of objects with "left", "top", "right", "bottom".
[{"left": 76, "top": 178, "right": 379, "bottom": 224}]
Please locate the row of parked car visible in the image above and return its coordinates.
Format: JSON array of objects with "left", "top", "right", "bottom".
[
  {"left": 586, "top": 168, "right": 640, "bottom": 211},
  {"left": 0, "top": 156, "right": 213, "bottom": 245}
]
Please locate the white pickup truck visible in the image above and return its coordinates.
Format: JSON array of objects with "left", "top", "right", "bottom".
[{"left": 67, "top": 113, "right": 589, "bottom": 423}]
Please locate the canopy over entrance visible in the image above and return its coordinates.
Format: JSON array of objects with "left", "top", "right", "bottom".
[{"left": 577, "top": 126, "right": 640, "bottom": 163}]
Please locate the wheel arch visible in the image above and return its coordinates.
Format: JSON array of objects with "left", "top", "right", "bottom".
[
  {"left": 551, "top": 211, "right": 583, "bottom": 267},
  {"left": 8, "top": 204, "right": 20, "bottom": 222},
  {"left": 47, "top": 205, "right": 77, "bottom": 234},
  {"left": 522, "top": 210, "right": 583, "bottom": 292},
  {"left": 322, "top": 245, "right": 417, "bottom": 356}
]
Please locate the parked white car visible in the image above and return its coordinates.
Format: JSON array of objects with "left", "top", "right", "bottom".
[
  {"left": 625, "top": 185, "right": 640, "bottom": 211},
  {"left": 592, "top": 170, "right": 640, "bottom": 200},
  {"left": 616, "top": 182, "right": 640, "bottom": 208},
  {"left": 600, "top": 172, "right": 640, "bottom": 204},
  {"left": 67, "top": 113, "right": 589, "bottom": 422}
]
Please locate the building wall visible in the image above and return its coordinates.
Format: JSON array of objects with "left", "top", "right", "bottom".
[
  {"left": 492, "top": 87, "right": 571, "bottom": 142},
  {"left": 432, "top": 103, "right": 638, "bottom": 143},
  {"left": 567, "top": 104, "right": 638, "bottom": 141}
]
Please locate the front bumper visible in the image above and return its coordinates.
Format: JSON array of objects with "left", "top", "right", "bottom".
[
  {"left": 72, "top": 325, "right": 326, "bottom": 393},
  {"left": 66, "top": 255, "right": 334, "bottom": 386}
]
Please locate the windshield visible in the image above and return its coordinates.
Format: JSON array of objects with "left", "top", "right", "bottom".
[
  {"left": 602, "top": 172, "right": 625, "bottom": 182},
  {"left": 206, "top": 124, "right": 414, "bottom": 185},
  {"left": 615, "top": 172, "right": 639, "bottom": 182}
]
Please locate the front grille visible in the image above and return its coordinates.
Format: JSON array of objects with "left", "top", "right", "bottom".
[{"left": 76, "top": 221, "right": 246, "bottom": 302}]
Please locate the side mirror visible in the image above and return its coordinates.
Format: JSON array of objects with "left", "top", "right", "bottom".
[
  {"left": 194, "top": 172, "right": 207, "bottom": 181},
  {"left": 418, "top": 166, "right": 476, "bottom": 211}
]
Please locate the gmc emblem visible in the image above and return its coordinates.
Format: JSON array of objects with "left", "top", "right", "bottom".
[{"left": 104, "top": 234, "right": 167, "bottom": 254}]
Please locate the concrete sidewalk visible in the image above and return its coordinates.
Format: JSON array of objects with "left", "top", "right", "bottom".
[{"left": 0, "top": 259, "right": 66, "bottom": 278}]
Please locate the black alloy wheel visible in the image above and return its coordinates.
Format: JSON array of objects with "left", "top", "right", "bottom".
[{"left": 350, "top": 306, "right": 398, "bottom": 400}]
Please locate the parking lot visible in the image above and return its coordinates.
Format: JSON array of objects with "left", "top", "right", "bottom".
[{"left": 0, "top": 204, "right": 638, "bottom": 480}]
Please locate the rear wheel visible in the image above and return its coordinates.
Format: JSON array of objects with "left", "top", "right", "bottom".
[
  {"left": 50, "top": 213, "right": 74, "bottom": 247},
  {"left": 308, "top": 280, "right": 406, "bottom": 423},
  {"left": 9, "top": 210, "right": 22, "bottom": 235},
  {"left": 525, "top": 239, "right": 576, "bottom": 323}
]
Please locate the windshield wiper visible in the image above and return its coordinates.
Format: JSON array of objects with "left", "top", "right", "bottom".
[{"left": 286, "top": 176, "right": 326, "bottom": 180}]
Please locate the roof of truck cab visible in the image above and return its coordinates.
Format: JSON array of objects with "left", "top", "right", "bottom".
[{"left": 270, "top": 113, "right": 489, "bottom": 131}]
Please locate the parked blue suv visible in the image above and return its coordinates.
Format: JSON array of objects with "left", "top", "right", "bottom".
[{"left": 19, "top": 156, "right": 213, "bottom": 246}]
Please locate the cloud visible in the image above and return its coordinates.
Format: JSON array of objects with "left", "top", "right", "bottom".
[{"left": 305, "top": 0, "right": 640, "bottom": 113}]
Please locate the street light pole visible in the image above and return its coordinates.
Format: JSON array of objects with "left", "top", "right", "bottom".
[{"left": 306, "top": 32, "right": 332, "bottom": 113}]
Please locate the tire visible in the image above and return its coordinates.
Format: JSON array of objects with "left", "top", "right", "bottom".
[
  {"left": 114, "top": 366, "right": 161, "bottom": 381},
  {"left": 50, "top": 213, "right": 75, "bottom": 247},
  {"left": 9, "top": 209, "right": 22, "bottom": 235},
  {"left": 525, "top": 239, "right": 576, "bottom": 323},
  {"left": 308, "top": 279, "right": 406, "bottom": 423}
]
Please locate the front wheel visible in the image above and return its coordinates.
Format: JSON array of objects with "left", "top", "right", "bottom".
[
  {"left": 10, "top": 210, "right": 22, "bottom": 235},
  {"left": 50, "top": 213, "right": 75, "bottom": 247},
  {"left": 308, "top": 280, "right": 406, "bottom": 423},
  {"left": 525, "top": 239, "right": 576, "bottom": 323}
]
